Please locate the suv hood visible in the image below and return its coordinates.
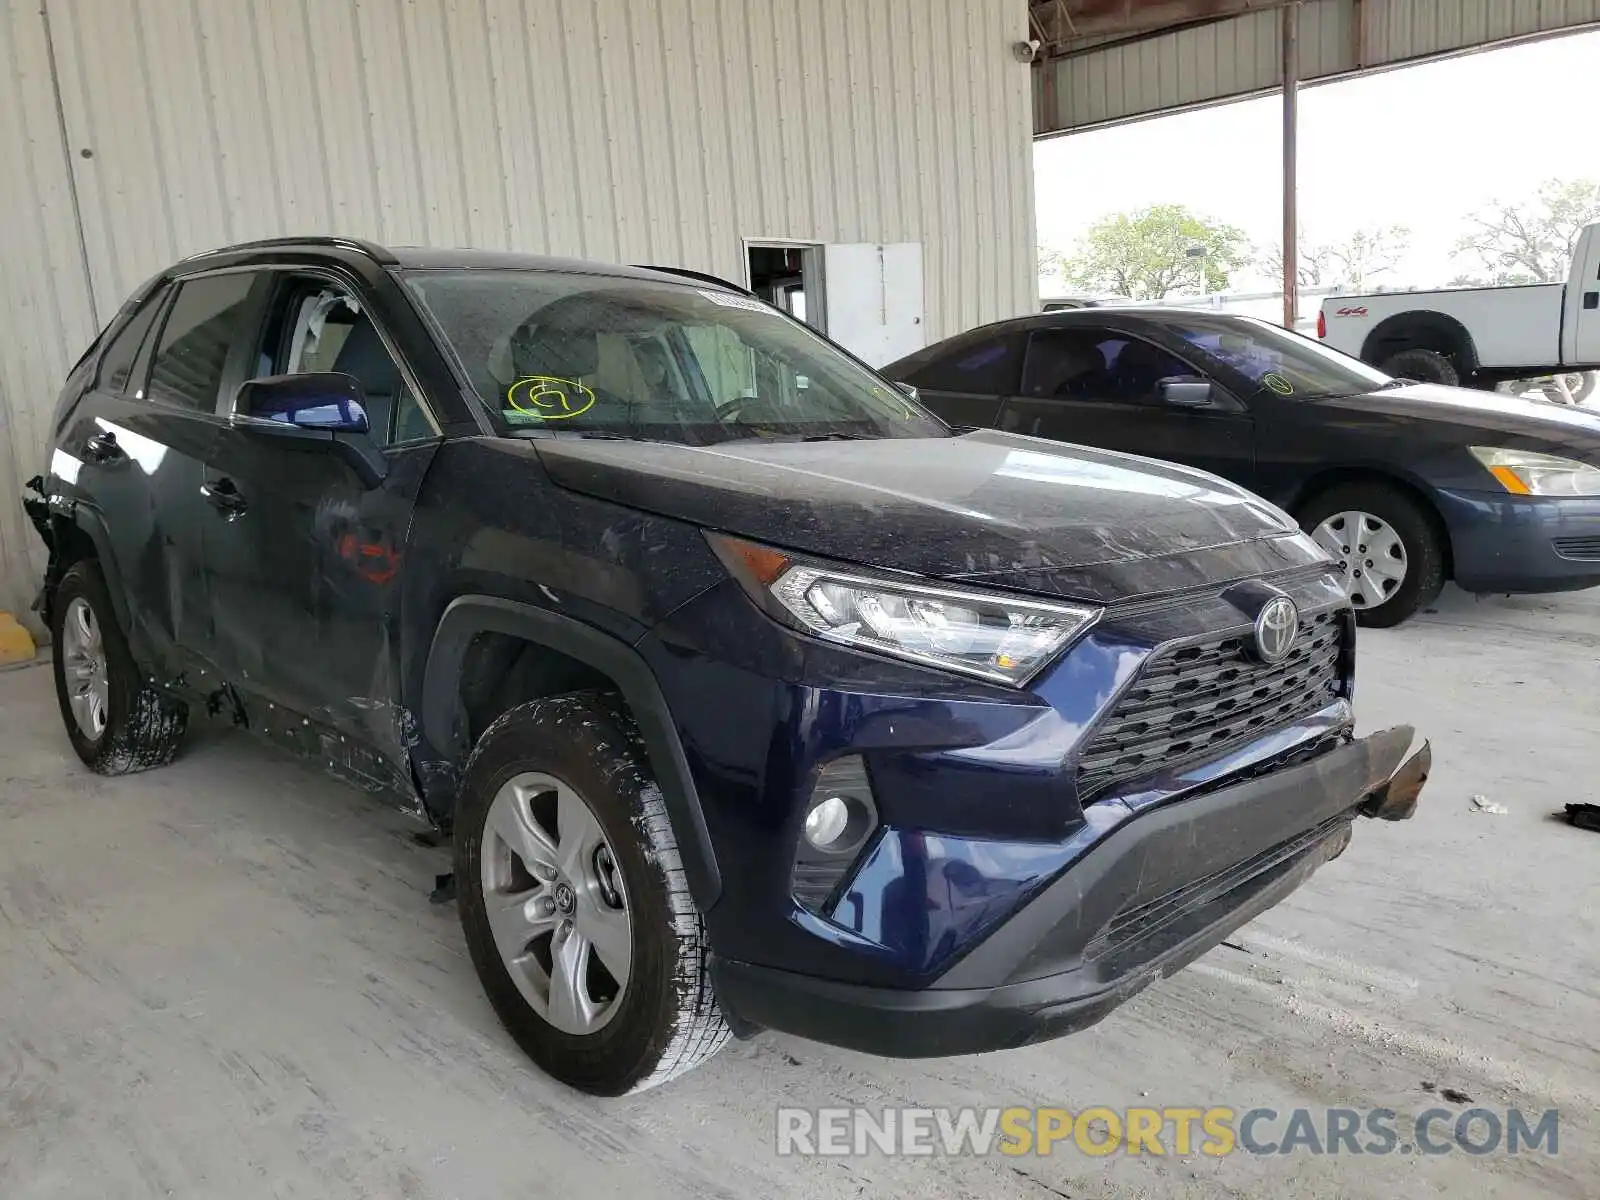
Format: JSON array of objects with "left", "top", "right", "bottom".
[{"left": 532, "top": 430, "right": 1324, "bottom": 603}]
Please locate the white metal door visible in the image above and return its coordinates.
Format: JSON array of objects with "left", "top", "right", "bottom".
[
  {"left": 1567, "top": 226, "right": 1600, "bottom": 368},
  {"left": 822, "top": 243, "right": 924, "bottom": 368}
]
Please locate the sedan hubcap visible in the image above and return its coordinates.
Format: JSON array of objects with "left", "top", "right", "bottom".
[
  {"left": 1312, "top": 510, "right": 1408, "bottom": 609},
  {"left": 61, "top": 597, "right": 110, "bottom": 739},
  {"left": 480, "top": 771, "right": 632, "bottom": 1035}
]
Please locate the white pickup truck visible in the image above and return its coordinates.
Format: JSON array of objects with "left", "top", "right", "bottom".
[{"left": 1318, "top": 221, "right": 1600, "bottom": 397}]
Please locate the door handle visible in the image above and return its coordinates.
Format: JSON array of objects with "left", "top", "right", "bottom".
[
  {"left": 83, "top": 431, "right": 126, "bottom": 463},
  {"left": 200, "top": 477, "right": 248, "bottom": 518}
]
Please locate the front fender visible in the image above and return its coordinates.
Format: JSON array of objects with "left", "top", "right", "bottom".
[{"left": 419, "top": 595, "right": 722, "bottom": 911}]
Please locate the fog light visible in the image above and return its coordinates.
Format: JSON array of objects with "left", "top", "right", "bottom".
[
  {"left": 792, "top": 756, "right": 880, "bottom": 914},
  {"left": 804, "top": 796, "right": 852, "bottom": 849}
]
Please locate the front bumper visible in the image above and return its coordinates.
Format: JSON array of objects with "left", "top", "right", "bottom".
[
  {"left": 712, "top": 726, "right": 1428, "bottom": 1057},
  {"left": 1438, "top": 489, "right": 1600, "bottom": 594}
]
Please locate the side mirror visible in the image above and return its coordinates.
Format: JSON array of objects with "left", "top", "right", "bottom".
[
  {"left": 233, "top": 373, "right": 387, "bottom": 488},
  {"left": 894, "top": 381, "right": 920, "bottom": 404},
  {"left": 1161, "top": 378, "right": 1213, "bottom": 407},
  {"left": 237, "top": 372, "right": 370, "bottom": 433}
]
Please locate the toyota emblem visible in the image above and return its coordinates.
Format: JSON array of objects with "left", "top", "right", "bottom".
[{"left": 1253, "top": 596, "right": 1299, "bottom": 663}]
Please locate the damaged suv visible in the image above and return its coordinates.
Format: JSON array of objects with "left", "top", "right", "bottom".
[{"left": 25, "top": 238, "right": 1429, "bottom": 1095}]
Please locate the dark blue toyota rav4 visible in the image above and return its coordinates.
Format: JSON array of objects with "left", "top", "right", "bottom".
[{"left": 24, "top": 238, "right": 1429, "bottom": 1095}]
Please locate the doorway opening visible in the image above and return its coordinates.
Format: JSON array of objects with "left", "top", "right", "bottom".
[{"left": 746, "top": 242, "right": 826, "bottom": 333}]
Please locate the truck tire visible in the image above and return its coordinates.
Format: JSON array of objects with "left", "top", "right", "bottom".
[
  {"left": 454, "top": 693, "right": 730, "bottom": 1095},
  {"left": 50, "top": 559, "right": 188, "bottom": 773},
  {"left": 1298, "top": 483, "right": 1446, "bottom": 629},
  {"left": 1561, "top": 371, "right": 1596, "bottom": 404},
  {"left": 1379, "top": 348, "right": 1459, "bottom": 387}
]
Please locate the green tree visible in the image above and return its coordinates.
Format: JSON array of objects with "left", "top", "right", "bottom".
[
  {"left": 1037, "top": 243, "right": 1066, "bottom": 276},
  {"left": 1064, "top": 205, "right": 1248, "bottom": 299},
  {"left": 1454, "top": 178, "right": 1600, "bottom": 283}
]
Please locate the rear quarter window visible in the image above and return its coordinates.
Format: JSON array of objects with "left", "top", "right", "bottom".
[
  {"left": 94, "top": 287, "right": 169, "bottom": 393},
  {"left": 902, "top": 332, "right": 1026, "bottom": 395}
]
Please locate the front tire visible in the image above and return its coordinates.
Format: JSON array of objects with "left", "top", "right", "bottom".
[
  {"left": 1298, "top": 483, "right": 1446, "bottom": 628},
  {"left": 454, "top": 694, "right": 729, "bottom": 1095},
  {"left": 50, "top": 560, "right": 188, "bottom": 773}
]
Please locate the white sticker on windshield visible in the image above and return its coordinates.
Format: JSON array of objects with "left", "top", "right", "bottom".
[{"left": 697, "top": 288, "right": 770, "bottom": 313}]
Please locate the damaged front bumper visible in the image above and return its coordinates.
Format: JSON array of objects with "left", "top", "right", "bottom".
[{"left": 713, "top": 725, "right": 1430, "bottom": 1058}]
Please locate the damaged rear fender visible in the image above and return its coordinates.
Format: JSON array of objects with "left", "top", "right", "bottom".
[{"left": 22, "top": 481, "right": 129, "bottom": 633}]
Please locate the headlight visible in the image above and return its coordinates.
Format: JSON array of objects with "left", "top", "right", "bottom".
[
  {"left": 709, "top": 535, "right": 1098, "bottom": 685},
  {"left": 1470, "top": 447, "right": 1600, "bottom": 497}
]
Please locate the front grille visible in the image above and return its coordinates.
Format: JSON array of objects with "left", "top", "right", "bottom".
[
  {"left": 1075, "top": 610, "right": 1346, "bottom": 802},
  {"left": 1553, "top": 535, "right": 1600, "bottom": 562}
]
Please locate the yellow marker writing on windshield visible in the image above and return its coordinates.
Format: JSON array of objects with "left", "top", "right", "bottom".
[
  {"left": 507, "top": 375, "right": 597, "bottom": 419},
  {"left": 1263, "top": 372, "right": 1294, "bottom": 396}
]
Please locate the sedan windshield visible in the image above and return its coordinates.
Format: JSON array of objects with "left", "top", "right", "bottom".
[
  {"left": 401, "top": 269, "right": 946, "bottom": 443},
  {"left": 1163, "top": 314, "right": 1394, "bottom": 398}
]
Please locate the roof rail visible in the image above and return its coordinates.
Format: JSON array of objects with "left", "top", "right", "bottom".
[
  {"left": 632, "top": 264, "right": 754, "bottom": 296},
  {"left": 181, "top": 235, "right": 399, "bottom": 265}
]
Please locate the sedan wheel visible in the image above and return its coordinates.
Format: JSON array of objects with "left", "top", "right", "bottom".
[
  {"left": 1312, "top": 510, "right": 1408, "bottom": 611},
  {"left": 60, "top": 596, "right": 110, "bottom": 738},
  {"left": 480, "top": 770, "right": 633, "bottom": 1035}
]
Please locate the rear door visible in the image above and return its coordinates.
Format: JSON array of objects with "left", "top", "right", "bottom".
[
  {"left": 999, "top": 325, "right": 1256, "bottom": 486},
  {"left": 893, "top": 329, "right": 1025, "bottom": 430},
  {"left": 56, "top": 272, "right": 262, "bottom": 677},
  {"left": 200, "top": 269, "right": 442, "bottom": 780}
]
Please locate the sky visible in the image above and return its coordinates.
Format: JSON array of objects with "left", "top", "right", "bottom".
[{"left": 1034, "top": 28, "right": 1600, "bottom": 294}]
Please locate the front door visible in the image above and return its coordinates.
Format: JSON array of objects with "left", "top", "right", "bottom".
[
  {"left": 999, "top": 326, "right": 1256, "bottom": 487},
  {"left": 200, "top": 271, "right": 442, "bottom": 785},
  {"left": 1568, "top": 226, "right": 1600, "bottom": 368}
]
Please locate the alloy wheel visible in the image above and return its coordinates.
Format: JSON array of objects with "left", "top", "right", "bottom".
[
  {"left": 480, "top": 771, "right": 632, "bottom": 1035},
  {"left": 61, "top": 597, "right": 109, "bottom": 739},
  {"left": 1311, "top": 510, "right": 1408, "bottom": 610}
]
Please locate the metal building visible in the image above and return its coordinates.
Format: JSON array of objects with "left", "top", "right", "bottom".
[{"left": 0, "top": 0, "right": 1036, "bottom": 624}]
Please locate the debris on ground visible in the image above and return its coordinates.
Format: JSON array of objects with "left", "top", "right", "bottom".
[
  {"left": 1470, "top": 794, "right": 1509, "bottom": 815},
  {"left": 429, "top": 872, "right": 456, "bottom": 904},
  {"left": 1564, "top": 803, "right": 1600, "bottom": 832}
]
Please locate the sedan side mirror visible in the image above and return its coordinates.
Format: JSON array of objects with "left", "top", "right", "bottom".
[
  {"left": 236, "top": 372, "right": 370, "bottom": 433},
  {"left": 1161, "top": 378, "right": 1213, "bottom": 407}
]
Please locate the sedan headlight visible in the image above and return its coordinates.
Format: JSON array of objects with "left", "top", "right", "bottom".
[
  {"left": 709, "top": 535, "right": 1098, "bottom": 686},
  {"left": 1470, "top": 447, "right": 1600, "bottom": 497}
]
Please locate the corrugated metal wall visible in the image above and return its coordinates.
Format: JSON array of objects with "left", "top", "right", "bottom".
[
  {"left": 1037, "top": 0, "right": 1600, "bottom": 133},
  {"left": 0, "top": 0, "right": 1036, "bottom": 626}
]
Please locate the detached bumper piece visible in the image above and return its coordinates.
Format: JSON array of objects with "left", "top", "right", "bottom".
[{"left": 714, "top": 726, "right": 1428, "bottom": 1058}]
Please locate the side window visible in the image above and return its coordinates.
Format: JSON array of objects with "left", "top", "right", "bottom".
[
  {"left": 1030, "top": 329, "right": 1202, "bottom": 405},
  {"left": 148, "top": 274, "right": 257, "bottom": 411},
  {"left": 1022, "top": 328, "right": 1120, "bottom": 398},
  {"left": 902, "top": 333, "right": 1025, "bottom": 395},
  {"left": 95, "top": 287, "right": 169, "bottom": 394},
  {"left": 255, "top": 280, "right": 436, "bottom": 446}
]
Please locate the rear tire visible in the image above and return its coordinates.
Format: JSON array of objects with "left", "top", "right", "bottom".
[
  {"left": 50, "top": 560, "right": 188, "bottom": 773},
  {"left": 454, "top": 693, "right": 729, "bottom": 1095},
  {"left": 1298, "top": 483, "right": 1446, "bottom": 628},
  {"left": 1379, "top": 348, "right": 1459, "bottom": 387}
]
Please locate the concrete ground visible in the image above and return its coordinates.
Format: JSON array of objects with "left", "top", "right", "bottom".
[{"left": 2, "top": 585, "right": 1595, "bottom": 1199}]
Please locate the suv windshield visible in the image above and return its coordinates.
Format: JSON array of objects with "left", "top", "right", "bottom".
[
  {"left": 402, "top": 268, "right": 946, "bottom": 443},
  {"left": 1164, "top": 314, "right": 1394, "bottom": 399}
]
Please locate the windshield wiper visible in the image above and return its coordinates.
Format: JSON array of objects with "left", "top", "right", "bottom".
[{"left": 798, "top": 431, "right": 870, "bottom": 442}]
